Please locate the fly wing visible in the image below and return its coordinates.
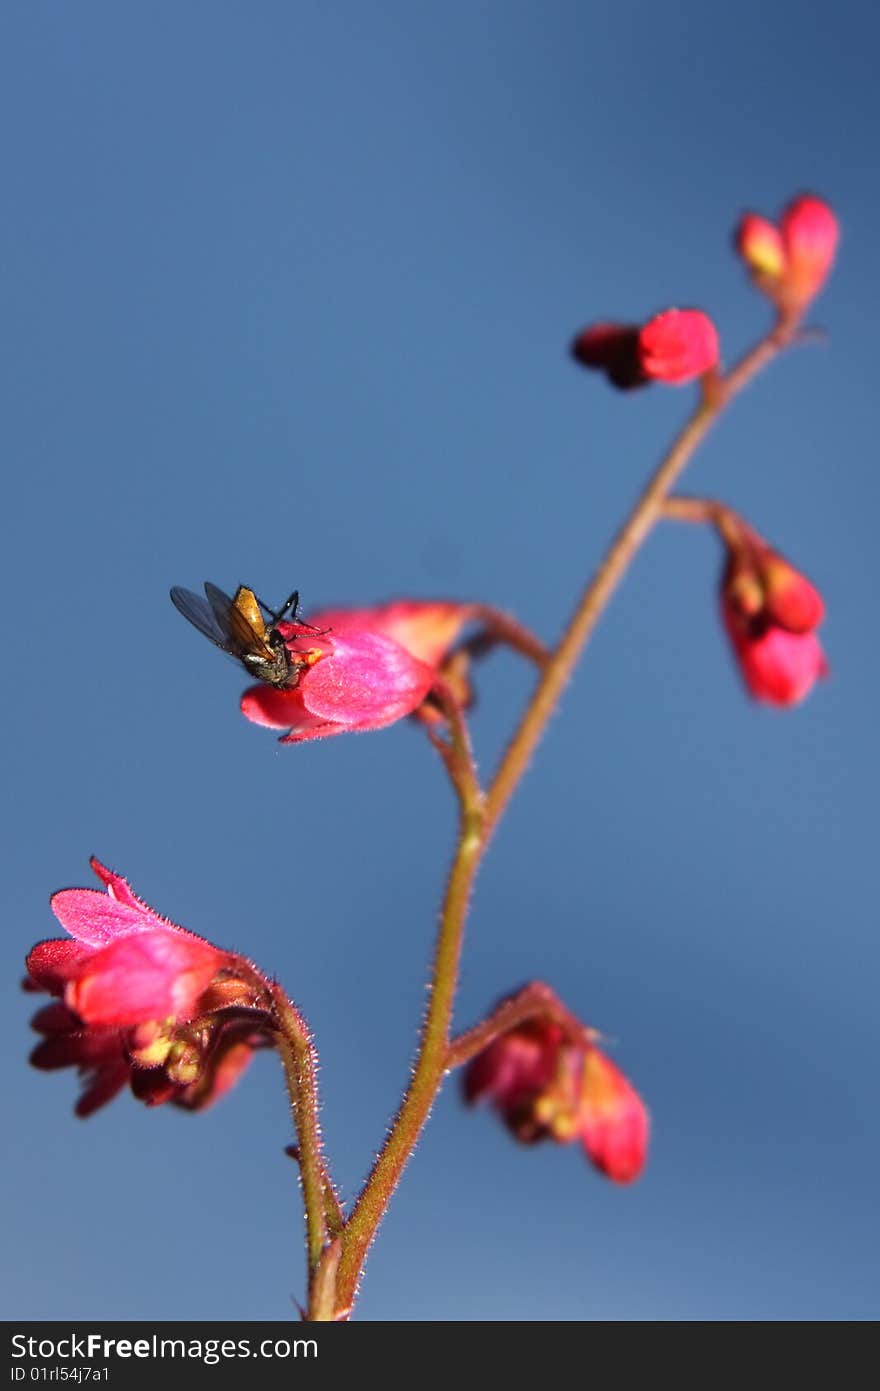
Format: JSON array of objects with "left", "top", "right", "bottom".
[
  {"left": 170, "top": 585, "right": 233, "bottom": 650},
  {"left": 204, "top": 581, "right": 274, "bottom": 660}
]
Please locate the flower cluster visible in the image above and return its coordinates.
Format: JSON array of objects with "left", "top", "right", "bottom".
[
  {"left": 463, "top": 1011, "right": 649, "bottom": 1184},
  {"left": 26, "top": 859, "right": 268, "bottom": 1115}
]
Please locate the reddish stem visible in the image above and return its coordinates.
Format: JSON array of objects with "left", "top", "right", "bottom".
[{"left": 446, "top": 982, "right": 594, "bottom": 1071}]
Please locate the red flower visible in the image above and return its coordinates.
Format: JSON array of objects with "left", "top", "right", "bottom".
[
  {"left": 571, "top": 310, "right": 719, "bottom": 388},
  {"left": 241, "top": 600, "right": 474, "bottom": 743},
  {"left": 26, "top": 858, "right": 267, "bottom": 1115},
  {"left": 464, "top": 1015, "right": 649, "bottom": 1183},
  {"left": 29, "top": 858, "right": 232, "bottom": 1028},
  {"left": 720, "top": 527, "right": 828, "bottom": 706},
  {"left": 736, "top": 194, "right": 838, "bottom": 311},
  {"left": 637, "top": 309, "right": 719, "bottom": 384}
]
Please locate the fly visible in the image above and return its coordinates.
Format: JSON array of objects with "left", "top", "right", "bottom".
[{"left": 170, "top": 582, "right": 305, "bottom": 687}]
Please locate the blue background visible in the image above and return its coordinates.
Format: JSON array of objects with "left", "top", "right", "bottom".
[{"left": 2, "top": 1, "right": 877, "bottom": 1321}]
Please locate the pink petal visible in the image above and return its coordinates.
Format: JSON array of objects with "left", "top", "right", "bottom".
[
  {"left": 299, "top": 632, "right": 434, "bottom": 726},
  {"left": 240, "top": 684, "right": 308, "bottom": 730},
  {"left": 240, "top": 685, "right": 337, "bottom": 740},
  {"left": 781, "top": 194, "right": 839, "bottom": 303},
  {"left": 579, "top": 1049, "right": 650, "bottom": 1184},
  {"left": 65, "top": 931, "right": 224, "bottom": 1027},
  {"left": 734, "top": 627, "right": 829, "bottom": 706},
  {"left": 581, "top": 1097, "right": 650, "bottom": 1183},
  {"left": 50, "top": 889, "right": 161, "bottom": 947}
]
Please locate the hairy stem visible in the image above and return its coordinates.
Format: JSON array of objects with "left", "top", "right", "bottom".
[
  {"left": 271, "top": 985, "right": 344, "bottom": 1313},
  {"left": 446, "top": 981, "right": 594, "bottom": 1071},
  {"left": 335, "top": 696, "right": 484, "bottom": 1306}
]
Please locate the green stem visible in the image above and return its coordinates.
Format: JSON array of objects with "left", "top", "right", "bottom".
[
  {"left": 335, "top": 696, "right": 484, "bottom": 1307},
  {"left": 271, "top": 986, "right": 344, "bottom": 1305}
]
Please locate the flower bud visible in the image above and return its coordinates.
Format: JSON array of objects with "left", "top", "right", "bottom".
[
  {"left": 637, "top": 309, "right": 719, "bottom": 384},
  {"left": 720, "top": 528, "right": 828, "bottom": 706},
  {"left": 735, "top": 194, "right": 838, "bottom": 311}
]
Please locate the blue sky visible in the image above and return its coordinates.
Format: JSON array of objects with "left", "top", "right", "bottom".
[{"left": 2, "top": 1, "right": 878, "bottom": 1320}]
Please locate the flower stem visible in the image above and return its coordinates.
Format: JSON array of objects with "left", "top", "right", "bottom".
[
  {"left": 425, "top": 679, "right": 486, "bottom": 810},
  {"left": 445, "top": 982, "right": 594, "bottom": 1070},
  {"left": 661, "top": 495, "right": 727, "bottom": 526},
  {"left": 309, "top": 1238, "right": 344, "bottom": 1322},
  {"left": 334, "top": 310, "right": 801, "bottom": 1315},
  {"left": 662, "top": 495, "right": 748, "bottom": 548},
  {"left": 468, "top": 605, "right": 551, "bottom": 668},
  {"left": 271, "top": 985, "right": 344, "bottom": 1313},
  {"left": 335, "top": 695, "right": 484, "bottom": 1308}
]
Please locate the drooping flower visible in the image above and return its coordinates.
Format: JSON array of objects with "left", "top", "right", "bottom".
[
  {"left": 571, "top": 309, "right": 719, "bottom": 388},
  {"left": 720, "top": 524, "right": 828, "bottom": 706},
  {"left": 464, "top": 1013, "right": 649, "bottom": 1183},
  {"left": 736, "top": 194, "right": 838, "bottom": 311},
  {"left": 29, "top": 858, "right": 234, "bottom": 1028},
  {"left": 25, "top": 858, "right": 268, "bottom": 1115},
  {"left": 241, "top": 600, "right": 475, "bottom": 743}
]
